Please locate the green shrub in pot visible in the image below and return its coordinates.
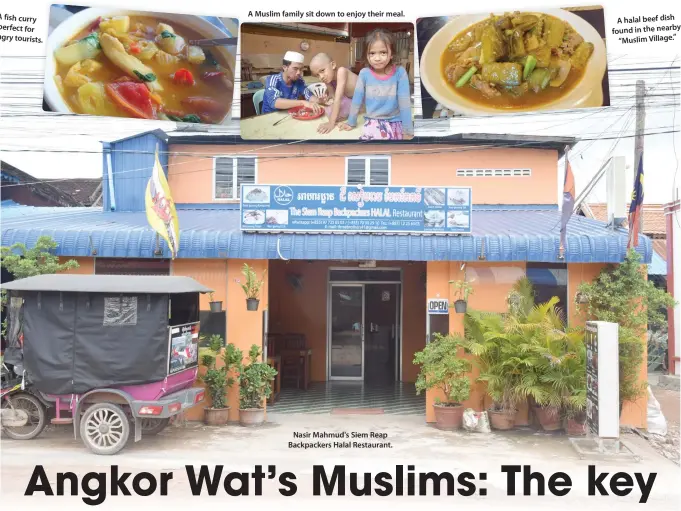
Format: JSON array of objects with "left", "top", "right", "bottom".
[
  {"left": 241, "top": 263, "right": 267, "bottom": 311},
  {"left": 414, "top": 333, "right": 471, "bottom": 429},
  {"left": 238, "top": 344, "right": 277, "bottom": 426},
  {"left": 199, "top": 336, "right": 241, "bottom": 426}
]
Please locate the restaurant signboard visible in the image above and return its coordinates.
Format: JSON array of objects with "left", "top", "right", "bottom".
[
  {"left": 240, "top": 184, "right": 472, "bottom": 234},
  {"left": 585, "top": 321, "right": 620, "bottom": 438}
]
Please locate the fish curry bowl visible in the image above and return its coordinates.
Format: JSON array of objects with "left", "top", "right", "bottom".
[
  {"left": 419, "top": 9, "right": 607, "bottom": 115},
  {"left": 43, "top": 9, "right": 236, "bottom": 124}
]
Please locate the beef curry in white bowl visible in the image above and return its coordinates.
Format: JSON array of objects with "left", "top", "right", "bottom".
[
  {"left": 44, "top": 9, "right": 235, "bottom": 124},
  {"left": 419, "top": 10, "right": 607, "bottom": 115}
]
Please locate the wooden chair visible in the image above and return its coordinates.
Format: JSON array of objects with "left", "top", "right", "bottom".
[{"left": 278, "top": 334, "right": 307, "bottom": 389}]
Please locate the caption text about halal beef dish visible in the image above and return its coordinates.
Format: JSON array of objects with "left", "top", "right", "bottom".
[{"left": 25, "top": 464, "right": 657, "bottom": 505}]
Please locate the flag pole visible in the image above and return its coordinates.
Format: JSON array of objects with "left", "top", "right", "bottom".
[
  {"left": 634, "top": 80, "right": 645, "bottom": 244},
  {"left": 559, "top": 144, "right": 569, "bottom": 259}
]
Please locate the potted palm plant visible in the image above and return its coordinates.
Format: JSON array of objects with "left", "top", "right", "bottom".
[
  {"left": 464, "top": 309, "right": 522, "bottom": 430},
  {"left": 529, "top": 317, "right": 587, "bottom": 432},
  {"left": 560, "top": 332, "right": 588, "bottom": 436},
  {"left": 504, "top": 290, "right": 573, "bottom": 432},
  {"left": 241, "top": 263, "right": 266, "bottom": 311},
  {"left": 208, "top": 292, "right": 223, "bottom": 313},
  {"left": 238, "top": 344, "right": 277, "bottom": 426},
  {"left": 450, "top": 279, "right": 474, "bottom": 313},
  {"left": 465, "top": 279, "right": 544, "bottom": 431},
  {"left": 414, "top": 333, "right": 472, "bottom": 430},
  {"left": 199, "top": 336, "right": 242, "bottom": 426}
]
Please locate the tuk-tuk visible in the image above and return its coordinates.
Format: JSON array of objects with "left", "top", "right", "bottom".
[{"left": 1, "top": 274, "right": 213, "bottom": 455}]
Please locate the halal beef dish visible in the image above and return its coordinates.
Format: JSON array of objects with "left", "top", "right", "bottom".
[
  {"left": 52, "top": 15, "right": 234, "bottom": 122},
  {"left": 441, "top": 12, "right": 595, "bottom": 109}
]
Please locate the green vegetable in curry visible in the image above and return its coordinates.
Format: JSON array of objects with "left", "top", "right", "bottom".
[{"left": 441, "top": 11, "right": 596, "bottom": 109}]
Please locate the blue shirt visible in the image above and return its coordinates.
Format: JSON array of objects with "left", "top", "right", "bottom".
[
  {"left": 262, "top": 73, "right": 312, "bottom": 114},
  {"left": 347, "top": 66, "right": 413, "bottom": 134}
]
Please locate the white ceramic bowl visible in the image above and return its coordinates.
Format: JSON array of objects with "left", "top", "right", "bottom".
[
  {"left": 419, "top": 9, "right": 607, "bottom": 115},
  {"left": 43, "top": 8, "right": 236, "bottom": 124}
]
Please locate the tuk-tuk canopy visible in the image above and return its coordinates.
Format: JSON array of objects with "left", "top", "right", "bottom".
[
  {"left": 2, "top": 274, "right": 213, "bottom": 294},
  {"left": 3, "top": 274, "right": 211, "bottom": 394}
]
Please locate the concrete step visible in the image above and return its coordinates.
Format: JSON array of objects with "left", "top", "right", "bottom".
[{"left": 658, "top": 374, "right": 680, "bottom": 392}]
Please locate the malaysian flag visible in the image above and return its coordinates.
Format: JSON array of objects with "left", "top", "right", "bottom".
[{"left": 627, "top": 154, "right": 644, "bottom": 248}]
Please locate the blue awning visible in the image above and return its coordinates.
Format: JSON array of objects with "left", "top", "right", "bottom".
[
  {"left": 0, "top": 205, "right": 652, "bottom": 263},
  {"left": 648, "top": 250, "right": 667, "bottom": 276},
  {"left": 526, "top": 267, "right": 568, "bottom": 286}
]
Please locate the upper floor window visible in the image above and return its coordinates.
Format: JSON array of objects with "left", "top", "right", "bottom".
[
  {"left": 214, "top": 156, "right": 257, "bottom": 200},
  {"left": 346, "top": 156, "right": 390, "bottom": 186}
]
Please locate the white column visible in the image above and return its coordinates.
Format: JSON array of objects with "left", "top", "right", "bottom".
[{"left": 672, "top": 201, "right": 681, "bottom": 376}]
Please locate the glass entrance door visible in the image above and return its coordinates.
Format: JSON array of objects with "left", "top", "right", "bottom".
[{"left": 329, "top": 285, "right": 364, "bottom": 379}]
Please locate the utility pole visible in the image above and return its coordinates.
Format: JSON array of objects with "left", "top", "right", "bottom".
[{"left": 634, "top": 80, "right": 646, "bottom": 235}]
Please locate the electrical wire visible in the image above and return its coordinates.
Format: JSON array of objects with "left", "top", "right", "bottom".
[{"left": 1, "top": 128, "right": 679, "bottom": 190}]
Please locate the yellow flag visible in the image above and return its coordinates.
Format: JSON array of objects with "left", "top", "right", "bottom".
[{"left": 145, "top": 149, "right": 180, "bottom": 258}]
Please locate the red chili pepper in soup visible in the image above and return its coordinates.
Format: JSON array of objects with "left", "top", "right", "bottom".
[{"left": 173, "top": 68, "right": 195, "bottom": 86}]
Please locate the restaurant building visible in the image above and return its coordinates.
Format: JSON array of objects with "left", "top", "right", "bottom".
[{"left": 0, "top": 129, "right": 655, "bottom": 427}]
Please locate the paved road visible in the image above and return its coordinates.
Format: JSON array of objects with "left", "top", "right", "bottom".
[{"left": 2, "top": 413, "right": 680, "bottom": 510}]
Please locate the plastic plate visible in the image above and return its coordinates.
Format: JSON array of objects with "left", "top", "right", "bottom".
[{"left": 289, "top": 105, "right": 325, "bottom": 120}]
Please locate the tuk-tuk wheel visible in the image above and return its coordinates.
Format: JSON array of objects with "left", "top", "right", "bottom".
[
  {"left": 80, "top": 403, "right": 130, "bottom": 455},
  {"left": 139, "top": 417, "right": 170, "bottom": 436}
]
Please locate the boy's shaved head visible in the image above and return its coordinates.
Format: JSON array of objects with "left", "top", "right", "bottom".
[
  {"left": 310, "top": 53, "right": 337, "bottom": 85},
  {"left": 310, "top": 53, "right": 333, "bottom": 68}
]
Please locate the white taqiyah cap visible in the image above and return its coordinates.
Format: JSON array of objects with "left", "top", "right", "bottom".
[{"left": 284, "top": 51, "right": 305, "bottom": 63}]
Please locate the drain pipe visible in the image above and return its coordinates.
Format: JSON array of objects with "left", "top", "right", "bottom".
[{"left": 277, "top": 236, "right": 289, "bottom": 261}]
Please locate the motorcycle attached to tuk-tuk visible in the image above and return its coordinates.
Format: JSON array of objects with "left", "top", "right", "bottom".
[{"left": 1, "top": 274, "right": 213, "bottom": 455}]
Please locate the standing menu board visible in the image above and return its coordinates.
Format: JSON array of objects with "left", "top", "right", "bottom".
[{"left": 585, "top": 321, "right": 620, "bottom": 438}]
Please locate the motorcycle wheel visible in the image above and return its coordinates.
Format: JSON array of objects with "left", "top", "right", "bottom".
[{"left": 1, "top": 393, "right": 47, "bottom": 440}]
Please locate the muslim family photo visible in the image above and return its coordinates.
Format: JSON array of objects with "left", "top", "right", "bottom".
[{"left": 239, "top": 22, "right": 415, "bottom": 140}]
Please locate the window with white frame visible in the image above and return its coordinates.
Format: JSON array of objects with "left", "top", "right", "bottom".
[
  {"left": 346, "top": 156, "right": 390, "bottom": 186},
  {"left": 214, "top": 156, "right": 256, "bottom": 199}
]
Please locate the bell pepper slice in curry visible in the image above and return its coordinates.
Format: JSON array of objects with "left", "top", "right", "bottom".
[{"left": 105, "top": 82, "right": 155, "bottom": 119}]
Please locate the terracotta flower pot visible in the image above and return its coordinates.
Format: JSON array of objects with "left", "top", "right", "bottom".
[
  {"left": 204, "top": 406, "right": 230, "bottom": 426},
  {"left": 488, "top": 408, "right": 517, "bottom": 430},
  {"left": 566, "top": 417, "right": 587, "bottom": 436},
  {"left": 239, "top": 407, "right": 265, "bottom": 426},
  {"left": 433, "top": 403, "right": 464, "bottom": 430},
  {"left": 534, "top": 405, "right": 562, "bottom": 431}
]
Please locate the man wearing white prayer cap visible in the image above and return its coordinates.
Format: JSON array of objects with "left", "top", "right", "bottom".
[{"left": 260, "top": 50, "right": 322, "bottom": 115}]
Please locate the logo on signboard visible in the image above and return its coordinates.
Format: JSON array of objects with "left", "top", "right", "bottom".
[
  {"left": 427, "top": 299, "right": 449, "bottom": 314},
  {"left": 273, "top": 186, "right": 293, "bottom": 206}
]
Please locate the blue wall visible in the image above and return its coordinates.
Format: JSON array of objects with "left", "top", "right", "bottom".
[{"left": 102, "top": 130, "right": 169, "bottom": 212}]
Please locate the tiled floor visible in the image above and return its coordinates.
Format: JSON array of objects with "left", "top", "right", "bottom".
[{"left": 267, "top": 381, "right": 426, "bottom": 415}]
